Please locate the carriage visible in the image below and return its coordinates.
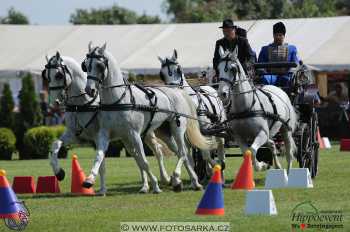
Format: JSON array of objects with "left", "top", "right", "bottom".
[
  {"left": 194, "top": 61, "right": 320, "bottom": 180},
  {"left": 253, "top": 61, "right": 320, "bottom": 178}
]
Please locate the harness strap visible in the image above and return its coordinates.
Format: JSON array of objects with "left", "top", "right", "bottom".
[
  {"left": 65, "top": 105, "right": 99, "bottom": 112},
  {"left": 200, "top": 89, "right": 220, "bottom": 122},
  {"left": 258, "top": 88, "right": 279, "bottom": 130},
  {"left": 224, "top": 87, "right": 292, "bottom": 131},
  {"left": 99, "top": 103, "right": 210, "bottom": 125},
  {"left": 74, "top": 110, "right": 99, "bottom": 137},
  {"left": 49, "top": 86, "right": 66, "bottom": 91},
  {"left": 134, "top": 84, "right": 158, "bottom": 138},
  {"left": 84, "top": 92, "right": 99, "bottom": 106},
  {"left": 226, "top": 109, "right": 291, "bottom": 130}
]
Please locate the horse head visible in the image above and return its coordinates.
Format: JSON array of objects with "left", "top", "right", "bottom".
[
  {"left": 158, "top": 49, "right": 184, "bottom": 86},
  {"left": 217, "top": 46, "right": 248, "bottom": 104},
  {"left": 42, "top": 51, "right": 73, "bottom": 105},
  {"left": 292, "top": 62, "right": 313, "bottom": 88},
  {"left": 83, "top": 42, "right": 109, "bottom": 97}
]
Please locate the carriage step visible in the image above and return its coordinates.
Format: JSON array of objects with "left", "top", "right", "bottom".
[
  {"left": 264, "top": 169, "right": 288, "bottom": 189},
  {"left": 287, "top": 168, "right": 313, "bottom": 188}
]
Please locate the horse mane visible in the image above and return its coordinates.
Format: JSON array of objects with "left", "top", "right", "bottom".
[
  {"left": 88, "top": 46, "right": 123, "bottom": 84},
  {"left": 60, "top": 56, "right": 86, "bottom": 80}
]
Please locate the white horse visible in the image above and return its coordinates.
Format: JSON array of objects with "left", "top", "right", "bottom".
[
  {"left": 217, "top": 46, "right": 297, "bottom": 173},
  {"left": 158, "top": 49, "right": 227, "bottom": 181},
  {"left": 43, "top": 52, "right": 176, "bottom": 194},
  {"left": 83, "top": 42, "right": 217, "bottom": 193},
  {"left": 42, "top": 52, "right": 107, "bottom": 194}
]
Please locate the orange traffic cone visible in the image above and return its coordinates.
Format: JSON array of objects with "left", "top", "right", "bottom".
[
  {"left": 317, "top": 128, "right": 325, "bottom": 149},
  {"left": 71, "top": 154, "right": 95, "bottom": 195},
  {"left": 231, "top": 150, "right": 255, "bottom": 190}
]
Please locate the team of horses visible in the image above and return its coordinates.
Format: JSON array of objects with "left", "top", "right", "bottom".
[{"left": 42, "top": 42, "right": 298, "bottom": 194}]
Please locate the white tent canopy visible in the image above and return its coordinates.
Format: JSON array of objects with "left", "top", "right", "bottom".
[{"left": 0, "top": 16, "right": 350, "bottom": 76}]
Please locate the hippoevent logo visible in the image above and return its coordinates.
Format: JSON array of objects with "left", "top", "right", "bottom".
[{"left": 290, "top": 201, "right": 343, "bottom": 231}]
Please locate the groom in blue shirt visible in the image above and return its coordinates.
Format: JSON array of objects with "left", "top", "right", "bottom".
[{"left": 258, "top": 22, "right": 299, "bottom": 88}]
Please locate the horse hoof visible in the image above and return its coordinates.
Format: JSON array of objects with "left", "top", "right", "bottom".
[
  {"left": 173, "top": 183, "right": 183, "bottom": 192},
  {"left": 96, "top": 189, "right": 107, "bottom": 197},
  {"left": 139, "top": 187, "right": 149, "bottom": 194},
  {"left": 153, "top": 189, "right": 163, "bottom": 194},
  {"left": 82, "top": 181, "right": 93, "bottom": 189},
  {"left": 161, "top": 177, "right": 171, "bottom": 186},
  {"left": 192, "top": 185, "right": 203, "bottom": 191},
  {"left": 55, "top": 168, "right": 65, "bottom": 181}
]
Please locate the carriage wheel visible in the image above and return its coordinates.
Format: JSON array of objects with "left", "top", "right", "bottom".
[
  {"left": 296, "top": 112, "right": 319, "bottom": 178},
  {"left": 310, "top": 112, "right": 319, "bottom": 178}
]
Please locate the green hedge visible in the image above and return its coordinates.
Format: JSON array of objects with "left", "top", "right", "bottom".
[
  {"left": 23, "top": 125, "right": 67, "bottom": 159},
  {"left": 0, "top": 128, "right": 16, "bottom": 160}
]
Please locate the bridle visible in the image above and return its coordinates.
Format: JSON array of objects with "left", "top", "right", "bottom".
[
  {"left": 82, "top": 47, "right": 131, "bottom": 105},
  {"left": 218, "top": 55, "right": 254, "bottom": 92},
  {"left": 42, "top": 57, "right": 72, "bottom": 90},
  {"left": 82, "top": 47, "right": 109, "bottom": 85},
  {"left": 42, "top": 57, "right": 73, "bottom": 104},
  {"left": 159, "top": 58, "right": 183, "bottom": 86}
]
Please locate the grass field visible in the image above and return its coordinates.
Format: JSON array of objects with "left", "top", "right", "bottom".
[{"left": 0, "top": 145, "right": 349, "bottom": 232}]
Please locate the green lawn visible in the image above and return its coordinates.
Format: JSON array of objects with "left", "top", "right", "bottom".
[{"left": 0, "top": 145, "right": 349, "bottom": 232}]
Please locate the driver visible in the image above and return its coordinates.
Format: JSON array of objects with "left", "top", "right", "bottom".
[
  {"left": 213, "top": 19, "right": 256, "bottom": 82},
  {"left": 258, "top": 21, "right": 299, "bottom": 88}
]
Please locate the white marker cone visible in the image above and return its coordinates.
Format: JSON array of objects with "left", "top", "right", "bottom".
[
  {"left": 288, "top": 168, "right": 313, "bottom": 188},
  {"left": 265, "top": 169, "right": 288, "bottom": 189},
  {"left": 245, "top": 190, "right": 277, "bottom": 215}
]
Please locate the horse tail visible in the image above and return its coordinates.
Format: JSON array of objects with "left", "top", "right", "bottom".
[
  {"left": 291, "top": 136, "right": 297, "bottom": 160},
  {"left": 180, "top": 91, "right": 218, "bottom": 150},
  {"left": 289, "top": 106, "right": 298, "bottom": 133}
]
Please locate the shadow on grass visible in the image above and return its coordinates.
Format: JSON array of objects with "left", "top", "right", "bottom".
[
  {"left": 17, "top": 176, "right": 266, "bottom": 199},
  {"left": 17, "top": 179, "right": 206, "bottom": 199},
  {"left": 223, "top": 177, "right": 265, "bottom": 188}
]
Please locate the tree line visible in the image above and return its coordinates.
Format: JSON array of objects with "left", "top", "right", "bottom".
[{"left": 1, "top": 1, "right": 350, "bottom": 25}]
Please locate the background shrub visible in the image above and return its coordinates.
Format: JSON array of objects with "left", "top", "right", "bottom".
[
  {"left": 0, "top": 128, "right": 16, "bottom": 160},
  {"left": 23, "top": 126, "right": 68, "bottom": 159}
]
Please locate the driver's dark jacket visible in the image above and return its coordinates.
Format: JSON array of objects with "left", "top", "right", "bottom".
[{"left": 213, "top": 36, "right": 256, "bottom": 76}]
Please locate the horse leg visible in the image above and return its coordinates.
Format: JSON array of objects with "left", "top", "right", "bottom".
[
  {"left": 97, "top": 158, "right": 107, "bottom": 196},
  {"left": 172, "top": 122, "right": 203, "bottom": 191},
  {"left": 125, "top": 130, "right": 161, "bottom": 194},
  {"left": 155, "top": 134, "right": 184, "bottom": 190},
  {"left": 124, "top": 144, "right": 151, "bottom": 193},
  {"left": 266, "top": 139, "right": 282, "bottom": 169},
  {"left": 50, "top": 131, "right": 75, "bottom": 181},
  {"left": 137, "top": 164, "right": 150, "bottom": 193},
  {"left": 217, "top": 137, "right": 226, "bottom": 184},
  {"left": 250, "top": 130, "right": 270, "bottom": 171},
  {"left": 83, "top": 129, "right": 109, "bottom": 188},
  {"left": 282, "top": 129, "right": 296, "bottom": 174},
  {"left": 201, "top": 150, "right": 215, "bottom": 179},
  {"left": 144, "top": 132, "right": 171, "bottom": 185}
]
